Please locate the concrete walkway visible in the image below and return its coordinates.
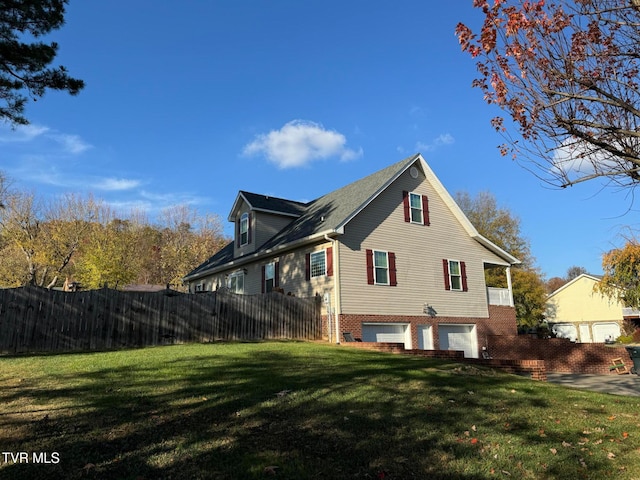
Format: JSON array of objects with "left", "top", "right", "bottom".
[{"left": 547, "top": 372, "right": 640, "bottom": 397}]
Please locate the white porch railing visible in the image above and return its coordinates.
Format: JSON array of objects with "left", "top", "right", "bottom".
[{"left": 487, "top": 287, "right": 512, "bottom": 306}]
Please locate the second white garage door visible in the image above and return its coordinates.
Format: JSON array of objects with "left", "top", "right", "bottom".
[
  {"left": 592, "top": 322, "right": 621, "bottom": 343},
  {"left": 361, "top": 323, "right": 411, "bottom": 349},
  {"left": 439, "top": 324, "right": 478, "bottom": 358}
]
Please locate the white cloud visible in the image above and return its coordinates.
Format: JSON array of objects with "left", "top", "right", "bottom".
[
  {"left": 0, "top": 123, "right": 50, "bottom": 142},
  {"left": 93, "top": 178, "right": 141, "bottom": 191},
  {"left": 243, "top": 120, "right": 363, "bottom": 168},
  {"left": 0, "top": 123, "right": 91, "bottom": 154},
  {"left": 416, "top": 133, "right": 455, "bottom": 152},
  {"left": 48, "top": 133, "right": 92, "bottom": 154}
]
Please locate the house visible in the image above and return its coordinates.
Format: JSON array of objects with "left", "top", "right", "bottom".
[
  {"left": 184, "top": 153, "right": 520, "bottom": 358},
  {"left": 545, "top": 273, "right": 625, "bottom": 342}
]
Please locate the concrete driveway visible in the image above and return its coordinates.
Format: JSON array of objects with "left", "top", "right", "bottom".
[{"left": 547, "top": 373, "right": 640, "bottom": 397}]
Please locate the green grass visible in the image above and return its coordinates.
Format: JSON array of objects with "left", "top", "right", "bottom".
[{"left": 1, "top": 342, "right": 640, "bottom": 479}]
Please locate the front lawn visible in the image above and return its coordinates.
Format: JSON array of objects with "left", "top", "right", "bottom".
[{"left": 1, "top": 342, "right": 639, "bottom": 479}]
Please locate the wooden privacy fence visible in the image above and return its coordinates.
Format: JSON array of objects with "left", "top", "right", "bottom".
[{"left": 0, "top": 286, "right": 322, "bottom": 354}]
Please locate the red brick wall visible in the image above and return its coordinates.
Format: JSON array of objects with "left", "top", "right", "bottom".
[
  {"left": 488, "top": 335, "right": 631, "bottom": 374},
  {"left": 342, "top": 342, "right": 547, "bottom": 380},
  {"left": 338, "top": 308, "right": 517, "bottom": 352}
]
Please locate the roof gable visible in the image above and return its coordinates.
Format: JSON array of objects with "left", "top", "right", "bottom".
[
  {"left": 547, "top": 273, "right": 603, "bottom": 298},
  {"left": 228, "top": 191, "right": 306, "bottom": 221},
  {"left": 185, "top": 153, "right": 520, "bottom": 281}
]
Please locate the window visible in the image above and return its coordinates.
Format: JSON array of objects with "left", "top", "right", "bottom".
[
  {"left": 265, "top": 262, "right": 275, "bottom": 292},
  {"left": 366, "top": 249, "right": 397, "bottom": 286},
  {"left": 239, "top": 212, "right": 249, "bottom": 245},
  {"left": 374, "top": 251, "right": 389, "bottom": 285},
  {"left": 305, "top": 247, "right": 333, "bottom": 280},
  {"left": 409, "top": 192, "right": 423, "bottom": 224},
  {"left": 195, "top": 283, "right": 204, "bottom": 292},
  {"left": 228, "top": 271, "right": 244, "bottom": 294},
  {"left": 448, "top": 260, "right": 462, "bottom": 290},
  {"left": 402, "top": 191, "right": 430, "bottom": 225},
  {"left": 443, "top": 259, "right": 467, "bottom": 292},
  {"left": 310, "top": 251, "right": 326, "bottom": 278},
  {"left": 262, "top": 261, "right": 279, "bottom": 293}
]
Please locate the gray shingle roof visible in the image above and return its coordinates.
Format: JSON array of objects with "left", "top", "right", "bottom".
[
  {"left": 238, "top": 191, "right": 307, "bottom": 217},
  {"left": 185, "top": 154, "right": 421, "bottom": 280}
]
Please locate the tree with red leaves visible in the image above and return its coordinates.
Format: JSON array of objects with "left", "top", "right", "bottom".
[{"left": 456, "top": 0, "right": 640, "bottom": 189}]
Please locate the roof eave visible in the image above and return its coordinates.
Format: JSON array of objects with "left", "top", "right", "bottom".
[{"left": 184, "top": 229, "right": 341, "bottom": 281}]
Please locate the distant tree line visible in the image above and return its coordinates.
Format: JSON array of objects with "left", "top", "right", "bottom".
[{"left": 0, "top": 172, "right": 228, "bottom": 290}]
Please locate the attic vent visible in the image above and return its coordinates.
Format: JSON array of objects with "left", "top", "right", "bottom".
[{"left": 409, "top": 167, "right": 419, "bottom": 179}]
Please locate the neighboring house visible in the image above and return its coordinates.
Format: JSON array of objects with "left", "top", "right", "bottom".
[
  {"left": 546, "top": 273, "right": 624, "bottom": 343},
  {"left": 184, "top": 153, "right": 520, "bottom": 358}
]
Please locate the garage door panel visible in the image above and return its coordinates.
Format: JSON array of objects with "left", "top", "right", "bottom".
[
  {"left": 439, "top": 325, "right": 478, "bottom": 358},
  {"left": 592, "top": 323, "right": 621, "bottom": 343},
  {"left": 361, "top": 324, "right": 410, "bottom": 348},
  {"left": 552, "top": 324, "right": 577, "bottom": 342}
]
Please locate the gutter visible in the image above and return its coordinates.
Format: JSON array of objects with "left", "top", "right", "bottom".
[{"left": 183, "top": 229, "right": 340, "bottom": 283}]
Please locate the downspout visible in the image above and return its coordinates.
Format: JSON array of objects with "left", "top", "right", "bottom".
[{"left": 324, "top": 234, "right": 341, "bottom": 344}]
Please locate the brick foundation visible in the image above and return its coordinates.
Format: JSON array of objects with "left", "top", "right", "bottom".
[
  {"left": 337, "top": 307, "right": 517, "bottom": 354},
  {"left": 343, "top": 342, "right": 547, "bottom": 380},
  {"left": 488, "top": 335, "right": 632, "bottom": 375}
]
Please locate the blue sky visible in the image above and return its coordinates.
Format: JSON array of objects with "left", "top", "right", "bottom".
[{"left": 1, "top": 1, "right": 637, "bottom": 279}]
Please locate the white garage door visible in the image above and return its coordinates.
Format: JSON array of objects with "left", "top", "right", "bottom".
[
  {"left": 439, "top": 324, "right": 478, "bottom": 358},
  {"left": 362, "top": 323, "right": 411, "bottom": 348},
  {"left": 592, "top": 323, "right": 621, "bottom": 343},
  {"left": 552, "top": 323, "right": 578, "bottom": 342}
]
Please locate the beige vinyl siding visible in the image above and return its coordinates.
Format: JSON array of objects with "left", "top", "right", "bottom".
[
  {"left": 195, "top": 241, "right": 334, "bottom": 313},
  {"left": 338, "top": 167, "right": 505, "bottom": 318},
  {"left": 254, "top": 212, "right": 295, "bottom": 249}
]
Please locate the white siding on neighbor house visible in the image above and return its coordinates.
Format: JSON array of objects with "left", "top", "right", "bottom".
[{"left": 337, "top": 166, "right": 506, "bottom": 319}]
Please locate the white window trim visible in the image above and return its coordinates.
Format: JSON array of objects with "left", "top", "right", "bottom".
[
  {"left": 448, "top": 259, "right": 463, "bottom": 291},
  {"left": 310, "top": 250, "right": 327, "bottom": 278},
  {"left": 409, "top": 192, "right": 423, "bottom": 224},
  {"left": 239, "top": 212, "right": 249, "bottom": 246},
  {"left": 373, "top": 250, "right": 390, "bottom": 286},
  {"left": 265, "top": 262, "right": 275, "bottom": 292},
  {"left": 228, "top": 271, "right": 245, "bottom": 294}
]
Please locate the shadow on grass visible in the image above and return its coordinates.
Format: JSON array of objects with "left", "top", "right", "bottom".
[{"left": 0, "top": 343, "right": 636, "bottom": 480}]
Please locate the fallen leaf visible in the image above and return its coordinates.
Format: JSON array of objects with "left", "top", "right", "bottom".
[
  {"left": 83, "top": 464, "right": 95, "bottom": 473},
  {"left": 608, "top": 415, "right": 616, "bottom": 421},
  {"left": 264, "top": 465, "right": 279, "bottom": 475},
  {"left": 607, "top": 452, "right": 616, "bottom": 459},
  {"left": 623, "top": 432, "right": 629, "bottom": 439},
  {"left": 549, "top": 448, "right": 557, "bottom": 455},
  {"left": 579, "top": 458, "right": 587, "bottom": 468},
  {"left": 471, "top": 438, "right": 478, "bottom": 445},
  {"left": 472, "top": 425, "right": 477, "bottom": 432},
  {"left": 562, "top": 441, "right": 572, "bottom": 448}
]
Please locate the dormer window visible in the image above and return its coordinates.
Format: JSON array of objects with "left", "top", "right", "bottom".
[{"left": 239, "top": 212, "right": 249, "bottom": 245}]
